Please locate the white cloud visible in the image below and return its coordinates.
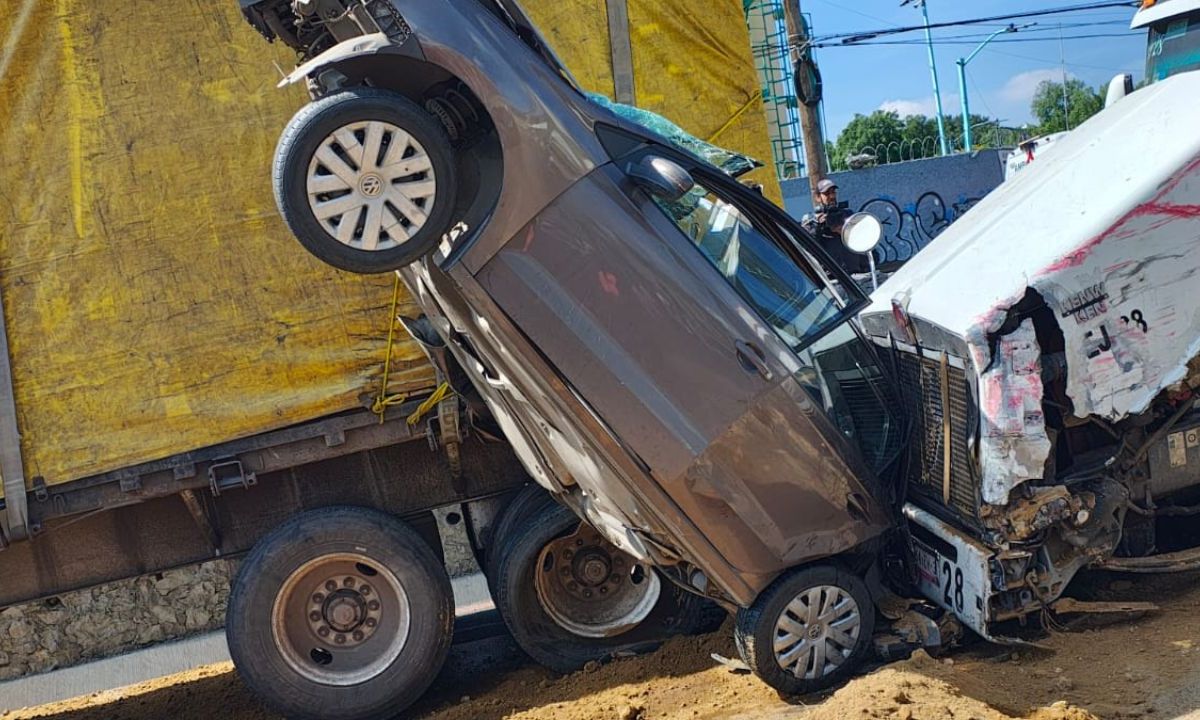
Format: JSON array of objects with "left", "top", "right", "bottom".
[
  {"left": 999, "top": 68, "right": 1076, "bottom": 105},
  {"left": 878, "top": 97, "right": 938, "bottom": 117}
]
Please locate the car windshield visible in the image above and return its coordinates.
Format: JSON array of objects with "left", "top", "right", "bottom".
[{"left": 656, "top": 187, "right": 844, "bottom": 352}]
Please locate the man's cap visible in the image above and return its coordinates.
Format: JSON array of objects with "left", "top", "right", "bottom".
[{"left": 816, "top": 178, "right": 838, "bottom": 193}]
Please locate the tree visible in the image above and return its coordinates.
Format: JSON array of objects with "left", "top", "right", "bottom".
[
  {"left": 829, "top": 110, "right": 999, "bottom": 169},
  {"left": 831, "top": 110, "right": 905, "bottom": 170},
  {"left": 1031, "top": 78, "right": 1103, "bottom": 134}
]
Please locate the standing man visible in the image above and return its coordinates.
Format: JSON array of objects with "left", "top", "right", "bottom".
[{"left": 803, "top": 179, "right": 869, "bottom": 273}]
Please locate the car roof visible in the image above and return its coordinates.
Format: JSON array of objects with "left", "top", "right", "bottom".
[{"left": 863, "top": 70, "right": 1200, "bottom": 341}]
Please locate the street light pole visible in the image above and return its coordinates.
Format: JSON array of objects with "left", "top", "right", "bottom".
[
  {"left": 956, "top": 24, "right": 1027, "bottom": 151},
  {"left": 906, "top": 0, "right": 950, "bottom": 156}
]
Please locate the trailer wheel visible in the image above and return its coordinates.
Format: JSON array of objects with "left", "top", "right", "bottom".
[
  {"left": 273, "top": 88, "right": 459, "bottom": 274},
  {"left": 494, "top": 500, "right": 713, "bottom": 673},
  {"left": 484, "top": 484, "right": 558, "bottom": 586},
  {"left": 226, "top": 506, "right": 453, "bottom": 720},
  {"left": 734, "top": 564, "right": 874, "bottom": 696}
]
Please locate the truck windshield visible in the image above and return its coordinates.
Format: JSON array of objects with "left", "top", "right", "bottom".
[{"left": 1146, "top": 14, "right": 1200, "bottom": 81}]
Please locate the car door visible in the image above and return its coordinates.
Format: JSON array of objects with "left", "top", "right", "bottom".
[{"left": 477, "top": 153, "right": 895, "bottom": 588}]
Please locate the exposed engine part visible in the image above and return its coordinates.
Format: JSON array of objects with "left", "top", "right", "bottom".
[
  {"left": 241, "top": 0, "right": 409, "bottom": 61},
  {"left": 990, "top": 485, "right": 1092, "bottom": 542},
  {"left": 1100, "top": 545, "right": 1200, "bottom": 573},
  {"left": 1144, "top": 410, "right": 1200, "bottom": 496}
]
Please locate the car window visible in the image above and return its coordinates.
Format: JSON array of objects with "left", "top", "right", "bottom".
[{"left": 652, "top": 184, "right": 843, "bottom": 353}]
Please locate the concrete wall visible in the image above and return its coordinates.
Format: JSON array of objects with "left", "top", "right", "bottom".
[
  {"left": 782, "top": 151, "right": 1007, "bottom": 266},
  {"left": 0, "top": 561, "right": 233, "bottom": 681}
]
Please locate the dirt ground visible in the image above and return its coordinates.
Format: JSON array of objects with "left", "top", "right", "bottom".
[{"left": 4, "top": 571, "right": 1199, "bottom": 720}]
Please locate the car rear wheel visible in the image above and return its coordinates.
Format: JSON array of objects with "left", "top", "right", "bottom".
[
  {"left": 273, "top": 88, "right": 458, "bottom": 274},
  {"left": 226, "top": 506, "right": 453, "bottom": 720},
  {"left": 493, "top": 499, "right": 723, "bottom": 673},
  {"left": 734, "top": 564, "right": 874, "bottom": 696}
]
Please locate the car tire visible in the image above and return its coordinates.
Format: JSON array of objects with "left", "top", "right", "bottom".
[
  {"left": 734, "top": 564, "right": 874, "bottom": 696},
  {"left": 273, "top": 87, "right": 458, "bottom": 274},
  {"left": 226, "top": 506, "right": 453, "bottom": 720},
  {"left": 493, "top": 500, "right": 713, "bottom": 673}
]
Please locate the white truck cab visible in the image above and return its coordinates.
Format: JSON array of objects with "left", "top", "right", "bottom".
[{"left": 861, "top": 69, "right": 1200, "bottom": 640}]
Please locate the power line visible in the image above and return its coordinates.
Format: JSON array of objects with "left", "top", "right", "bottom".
[
  {"left": 809, "top": 0, "right": 893, "bottom": 25},
  {"left": 817, "top": 32, "right": 1135, "bottom": 48},
  {"left": 984, "top": 46, "right": 1140, "bottom": 74},
  {"left": 810, "top": 1, "right": 1139, "bottom": 45}
]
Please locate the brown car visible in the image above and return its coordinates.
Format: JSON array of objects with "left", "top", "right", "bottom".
[{"left": 243, "top": 0, "right": 903, "bottom": 704}]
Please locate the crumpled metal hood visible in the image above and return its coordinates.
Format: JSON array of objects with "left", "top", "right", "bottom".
[{"left": 865, "top": 71, "right": 1200, "bottom": 349}]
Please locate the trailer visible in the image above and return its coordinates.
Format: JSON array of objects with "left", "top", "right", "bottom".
[{"left": 0, "top": 1, "right": 776, "bottom": 717}]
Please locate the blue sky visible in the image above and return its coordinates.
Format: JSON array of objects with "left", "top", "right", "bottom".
[{"left": 804, "top": 0, "right": 1148, "bottom": 138}]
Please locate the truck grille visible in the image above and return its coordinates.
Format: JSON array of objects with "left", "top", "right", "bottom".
[{"left": 894, "top": 350, "right": 978, "bottom": 519}]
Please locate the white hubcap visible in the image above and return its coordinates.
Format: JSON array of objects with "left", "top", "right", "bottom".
[
  {"left": 772, "top": 585, "right": 861, "bottom": 680},
  {"left": 306, "top": 120, "right": 437, "bottom": 252}
]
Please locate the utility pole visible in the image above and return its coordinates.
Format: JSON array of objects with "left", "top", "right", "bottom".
[
  {"left": 957, "top": 24, "right": 1027, "bottom": 151},
  {"left": 904, "top": 0, "right": 949, "bottom": 155},
  {"left": 1059, "top": 23, "right": 1071, "bottom": 130},
  {"left": 781, "top": 0, "right": 829, "bottom": 200}
]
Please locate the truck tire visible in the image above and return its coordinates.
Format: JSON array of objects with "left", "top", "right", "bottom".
[
  {"left": 484, "top": 484, "right": 558, "bottom": 587},
  {"left": 493, "top": 500, "right": 713, "bottom": 673},
  {"left": 273, "top": 88, "right": 459, "bottom": 274},
  {"left": 734, "top": 564, "right": 874, "bottom": 696},
  {"left": 226, "top": 506, "right": 453, "bottom": 720}
]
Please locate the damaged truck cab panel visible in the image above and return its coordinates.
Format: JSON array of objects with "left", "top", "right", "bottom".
[{"left": 861, "top": 70, "right": 1200, "bottom": 637}]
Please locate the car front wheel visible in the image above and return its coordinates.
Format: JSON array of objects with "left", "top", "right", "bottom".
[{"left": 734, "top": 564, "right": 875, "bottom": 696}]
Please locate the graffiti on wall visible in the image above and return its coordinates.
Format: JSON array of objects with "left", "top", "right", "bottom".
[{"left": 859, "top": 191, "right": 982, "bottom": 266}]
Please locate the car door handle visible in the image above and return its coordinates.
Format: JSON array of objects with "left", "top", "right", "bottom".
[{"left": 735, "top": 340, "right": 774, "bottom": 381}]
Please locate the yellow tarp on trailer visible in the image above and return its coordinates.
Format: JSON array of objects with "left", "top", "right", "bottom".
[{"left": 0, "top": 0, "right": 777, "bottom": 490}]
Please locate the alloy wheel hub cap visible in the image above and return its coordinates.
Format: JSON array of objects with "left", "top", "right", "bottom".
[
  {"left": 305, "top": 120, "right": 437, "bottom": 252},
  {"left": 772, "top": 585, "right": 861, "bottom": 680}
]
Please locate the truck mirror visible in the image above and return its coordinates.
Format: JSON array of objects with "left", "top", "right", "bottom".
[
  {"left": 628, "top": 156, "right": 695, "bottom": 202},
  {"left": 842, "top": 212, "right": 883, "bottom": 254},
  {"left": 1105, "top": 73, "right": 1134, "bottom": 108}
]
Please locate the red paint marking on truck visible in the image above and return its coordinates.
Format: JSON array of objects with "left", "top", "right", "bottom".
[{"left": 1040, "top": 156, "right": 1200, "bottom": 274}]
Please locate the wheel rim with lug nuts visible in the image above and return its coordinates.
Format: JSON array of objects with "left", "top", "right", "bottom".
[
  {"left": 306, "top": 120, "right": 436, "bottom": 252},
  {"left": 533, "top": 523, "right": 661, "bottom": 639},
  {"left": 271, "top": 553, "right": 411, "bottom": 686},
  {"left": 772, "top": 586, "right": 861, "bottom": 680}
]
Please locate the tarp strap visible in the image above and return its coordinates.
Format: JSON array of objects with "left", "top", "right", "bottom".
[
  {"left": 407, "top": 382, "right": 453, "bottom": 427},
  {"left": 606, "top": 0, "right": 636, "bottom": 105},
  {"left": 706, "top": 91, "right": 763, "bottom": 144},
  {"left": 0, "top": 279, "right": 28, "bottom": 543},
  {"left": 371, "top": 274, "right": 408, "bottom": 423}
]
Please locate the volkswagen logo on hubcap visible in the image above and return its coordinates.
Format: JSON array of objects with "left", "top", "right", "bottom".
[{"left": 358, "top": 174, "right": 383, "bottom": 197}]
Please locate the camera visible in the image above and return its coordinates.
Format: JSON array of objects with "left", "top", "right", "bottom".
[{"left": 815, "top": 200, "right": 849, "bottom": 214}]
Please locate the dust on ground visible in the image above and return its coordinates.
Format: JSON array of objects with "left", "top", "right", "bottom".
[{"left": 4, "top": 572, "right": 1199, "bottom": 720}]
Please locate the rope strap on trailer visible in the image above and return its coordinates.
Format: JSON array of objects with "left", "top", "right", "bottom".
[
  {"left": 372, "top": 275, "right": 409, "bottom": 422},
  {"left": 407, "top": 383, "right": 452, "bottom": 427}
]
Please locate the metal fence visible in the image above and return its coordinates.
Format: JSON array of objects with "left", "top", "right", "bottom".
[{"left": 851, "top": 126, "right": 1026, "bottom": 168}]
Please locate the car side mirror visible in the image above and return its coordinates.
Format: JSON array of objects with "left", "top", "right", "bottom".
[
  {"left": 841, "top": 212, "right": 882, "bottom": 254},
  {"left": 841, "top": 212, "right": 883, "bottom": 291},
  {"left": 628, "top": 156, "right": 695, "bottom": 202}
]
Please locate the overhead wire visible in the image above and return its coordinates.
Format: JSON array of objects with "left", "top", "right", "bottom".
[
  {"left": 818, "top": 32, "right": 1136, "bottom": 48},
  {"left": 984, "top": 46, "right": 1140, "bottom": 74},
  {"left": 808, "top": 1, "right": 1139, "bottom": 45}
]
